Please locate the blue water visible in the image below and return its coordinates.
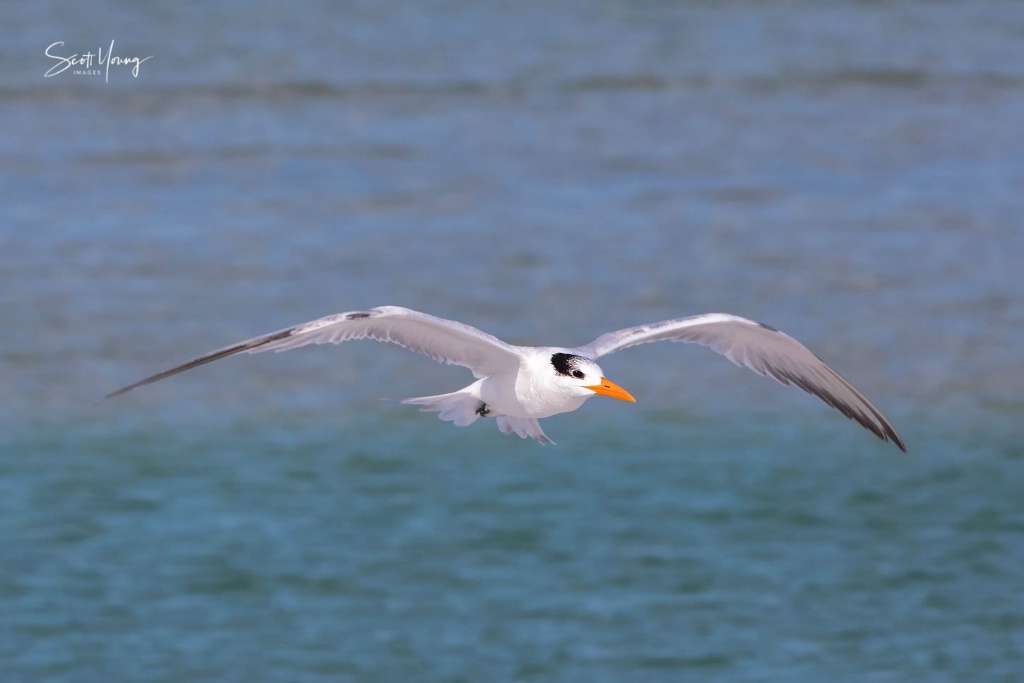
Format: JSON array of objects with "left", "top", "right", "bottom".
[{"left": 3, "top": 2, "right": 1024, "bottom": 681}]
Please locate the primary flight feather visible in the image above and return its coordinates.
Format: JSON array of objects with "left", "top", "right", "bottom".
[{"left": 106, "top": 305, "right": 905, "bottom": 450}]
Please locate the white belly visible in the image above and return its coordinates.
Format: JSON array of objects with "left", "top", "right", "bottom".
[{"left": 479, "top": 372, "right": 588, "bottom": 419}]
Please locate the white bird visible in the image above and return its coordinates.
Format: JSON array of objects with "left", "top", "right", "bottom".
[{"left": 106, "top": 305, "right": 905, "bottom": 451}]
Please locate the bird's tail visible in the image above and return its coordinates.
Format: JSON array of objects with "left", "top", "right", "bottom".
[
  {"left": 400, "top": 391, "right": 484, "bottom": 427},
  {"left": 400, "top": 391, "right": 554, "bottom": 445}
]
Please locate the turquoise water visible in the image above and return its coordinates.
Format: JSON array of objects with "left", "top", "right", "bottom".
[
  {"left": 3, "top": 425, "right": 1022, "bottom": 682},
  {"left": 3, "top": 1, "right": 1024, "bottom": 681}
]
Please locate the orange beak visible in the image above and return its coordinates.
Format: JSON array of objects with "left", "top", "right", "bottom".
[{"left": 584, "top": 377, "right": 636, "bottom": 402}]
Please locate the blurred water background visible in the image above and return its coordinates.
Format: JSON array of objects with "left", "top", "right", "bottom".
[{"left": 2, "top": 1, "right": 1023, "bottom": 681}]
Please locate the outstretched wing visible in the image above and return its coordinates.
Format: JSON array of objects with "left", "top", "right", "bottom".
[
  {"left": 577, "top": 313, "right": 905, "bottom": 451},
  {"left": 106, "top": 306, "right": 522, "bottom": 398}
]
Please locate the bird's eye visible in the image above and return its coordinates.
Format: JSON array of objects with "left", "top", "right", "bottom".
[{"left": 572, "top": 370, "right": 585, "bottom": 379}]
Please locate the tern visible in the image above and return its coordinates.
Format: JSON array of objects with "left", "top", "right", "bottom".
[{"left": 106, "top": 305, "right": 905, "bottom": 450}]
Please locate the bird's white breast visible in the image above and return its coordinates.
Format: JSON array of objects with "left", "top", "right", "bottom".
[{"left": 492, "top": 350, "right": 588, "bottom": 419}]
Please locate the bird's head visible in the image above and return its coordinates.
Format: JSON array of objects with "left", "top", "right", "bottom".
[{"left": 550, "top": 352, "right": 636, "bottom": 403}]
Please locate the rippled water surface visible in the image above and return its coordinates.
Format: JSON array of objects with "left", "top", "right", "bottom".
[{"left": 3, "top": 2, "right": 1023, "bottom": 681}]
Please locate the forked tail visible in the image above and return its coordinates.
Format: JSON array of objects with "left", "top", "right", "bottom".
[
  {"left": 400, "top": 391, "right": 554, "bottom": 444},
  {"left": 400, "top": 391, "right": 484, "bottom": 427}
]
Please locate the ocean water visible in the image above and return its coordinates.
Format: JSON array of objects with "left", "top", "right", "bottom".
[{"left": 3, "top": 1, "right": 1023, "bottom": 681}]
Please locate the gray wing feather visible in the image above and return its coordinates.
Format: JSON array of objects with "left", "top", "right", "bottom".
[
  {"left": 578, "top": 313, "right": 905, "bottom": 451},
  {"left": 106, "top": 306, "right": 521, "bottom": 398}
]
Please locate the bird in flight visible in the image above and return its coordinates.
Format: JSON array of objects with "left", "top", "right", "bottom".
[{"left": 106, "top": 306, "right": 905, "bottom": 450}]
